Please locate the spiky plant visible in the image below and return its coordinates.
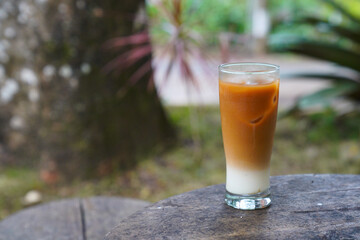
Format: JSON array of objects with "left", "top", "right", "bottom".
[
  {"left": 105, "top": 0, "right": 214, "bottom": 166},
  {"left": 272, "top": 0, "right": 360, "bottom": 113}
]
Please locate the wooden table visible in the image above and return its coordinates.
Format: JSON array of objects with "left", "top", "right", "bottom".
[
  {"left": 0, "top": 197, "right": 150, "bottom": 240},
  {"left": 105, "top": 174, "right": 360, "bottom": 239}
]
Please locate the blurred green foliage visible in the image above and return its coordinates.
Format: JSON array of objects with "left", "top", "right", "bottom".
[
  {"left": 147, "top": 0, "right": 247, "bottom": 45},
  {"left": 306, "top": 109, "right": 360, "bottom": 142},
  {"left": 184, "top": 0, "right": 247, "bottom": 33},
  {"left": 0, "top": 168, "right": 42, "bottom": 219},
  {"left": 271, "top": 0, "right": 360, "bottom": 112},
  {"left": 271, "top": 0, "right": 360, "bottom": 44},
  {"left": 148, "top": 0, "right": 360, "bottom": 47}
]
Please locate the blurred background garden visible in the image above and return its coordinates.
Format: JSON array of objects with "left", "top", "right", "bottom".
[{"left": 0, "top": 0, "right": 359, "bottom": 219}]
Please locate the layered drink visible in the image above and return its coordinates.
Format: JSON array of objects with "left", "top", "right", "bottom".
[{"left": 219, "top": 62, "right": 279, "bottom": 210}]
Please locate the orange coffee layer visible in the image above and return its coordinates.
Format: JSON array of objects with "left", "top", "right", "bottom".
[{"left": 219, "top": 79, "right": 279, "bottom": 170}]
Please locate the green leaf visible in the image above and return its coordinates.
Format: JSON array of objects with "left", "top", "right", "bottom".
[
  {"left": 283, "top": 72, "right": 360, "bottom": 85},
  {"left": 321, "top": 0, "right": 360, "bottom": 26},
  {"left": 296, "top": 83, "right": 357, "bottom": 110},
  {"left": 285, "top": 41, "right": 360, "bottom": 72},
  {"left": 298, "top": 16, "right": 360, "bottom": 45},
  {"left": 269, "top": 33, "right": 306, "bottom": 49}
]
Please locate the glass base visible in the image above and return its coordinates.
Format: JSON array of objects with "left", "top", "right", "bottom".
[{"left": 225, "top": 188, "right": 271, "bottom": 210}]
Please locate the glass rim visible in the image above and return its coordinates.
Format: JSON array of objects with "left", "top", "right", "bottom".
[{"left": 219, "top": 62, "right": 280, "bottom": 75}]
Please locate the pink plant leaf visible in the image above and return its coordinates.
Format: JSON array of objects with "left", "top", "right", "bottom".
[
  {"left": 124, "top": 45, "right": 152, "bottom": 66},
  {"left": 164, "top": 54, "right": 176, "bottom": 81},
  {"left": 103, "top": 51, "right": 131, "bottom": 74},
  {"left": 103, "top": 45, "right": 152, "bottom": 74},
  {"left": 158, "top": 53, "right": 176, "bottom": 92},
  {"left": 180, "top": 54, "right": 199, "bottom": 90},
  {"left": 153, "top": 38, "right": 175, "bottom": 68},
  {"left": 104, "top": 31, "right": 149, "bottom": 49},
  {"left": 128, "top": 59, "right": 152, "bottom": 86}
]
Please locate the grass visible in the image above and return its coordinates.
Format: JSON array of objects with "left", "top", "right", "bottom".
[
  {"left": 0, "top": 168, "right": 42, "bottom": 219},
  {"left": 0, "top": 106, "right": 359, "bottom": 219}
]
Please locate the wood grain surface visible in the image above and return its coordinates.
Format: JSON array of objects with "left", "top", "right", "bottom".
[
  {"left": 82, "top": 197, "right": 150, "bottom": 240},
  {"left": 0, "top": 197, "right": 150, "bottom": 240},
  {"left": 105, "top": 174, "right": 360, "bottom": 240}
]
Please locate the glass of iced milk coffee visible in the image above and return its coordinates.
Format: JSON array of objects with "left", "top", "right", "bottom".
[{"left": 219, "top": 62, "right": 279, "bottom": 210}]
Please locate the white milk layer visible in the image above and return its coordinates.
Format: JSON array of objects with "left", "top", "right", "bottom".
[{"left": 226, "top": 165, "right": 270, "bottom": 195}]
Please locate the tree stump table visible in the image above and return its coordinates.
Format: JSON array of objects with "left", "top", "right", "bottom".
[
  {"left": 105, "top": 174, "right": 360, "bottom": 239},
  {"left": 0, "top": 197, "right": 150, "bottom": 240}
]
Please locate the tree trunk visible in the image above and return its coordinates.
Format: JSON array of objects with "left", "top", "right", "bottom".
[
  {"left": 38, "top": 0, "right": 175, "bottom": 178},
  {"left": 0, "top": 0, "right": 174, "bottom": 179},
  {"left": 72, "top": 0, "right": 175, "bottom": 176}
]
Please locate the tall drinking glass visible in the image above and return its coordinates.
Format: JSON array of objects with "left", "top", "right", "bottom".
[{"left": 219, "top": 62, "right": 280, "bottom": 210}]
